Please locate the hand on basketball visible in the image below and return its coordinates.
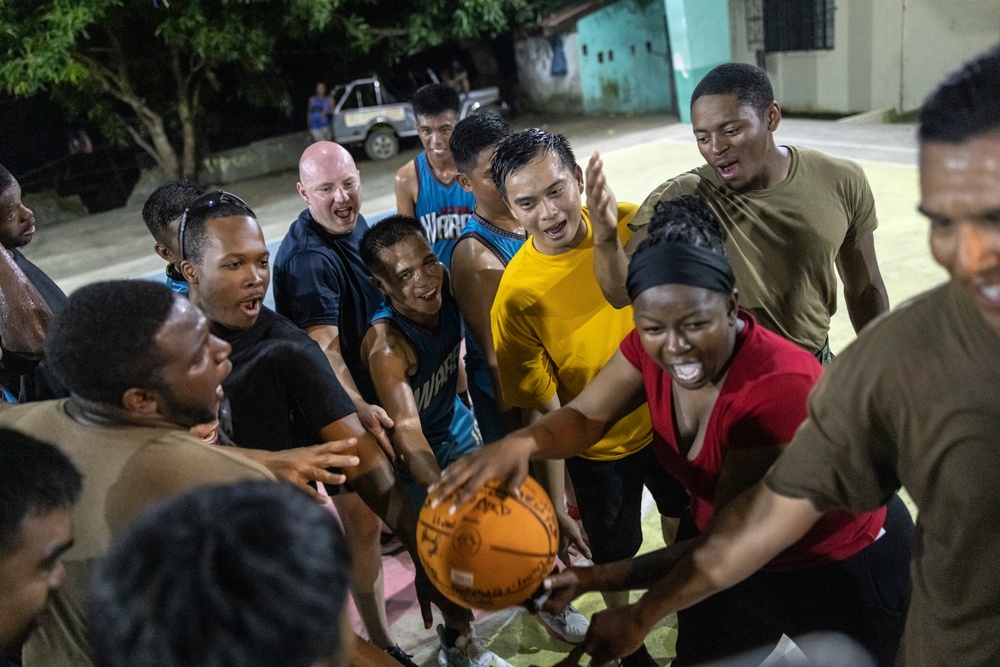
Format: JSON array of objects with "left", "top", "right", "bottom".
[
  {"left": 428, "top": 436, "right": 535, "bottom": 511},
  {"left": 243, "top": 438, "right": 360, "bottom": 502},
  {"left": 585, "top": 151, "right": 619, "bottom": 245},
  {"left": 357, "top": 402, "right": 396, "bottom": 461}
]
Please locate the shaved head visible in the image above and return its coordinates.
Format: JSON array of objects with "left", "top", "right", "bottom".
[
  {"left": 297, "top": 142, "right": 363, "bottom": 234},
  {"left": 298, "top": 142, "right": 356, "bottom": 185}
]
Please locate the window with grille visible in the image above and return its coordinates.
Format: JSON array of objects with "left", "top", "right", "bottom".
[{"left": 762, "top": 0, "right": 834, "bottom": 52}]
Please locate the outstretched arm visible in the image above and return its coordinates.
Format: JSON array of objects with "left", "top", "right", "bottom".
[
  {"left": 224, "top": 438, "right": 359, "bottom": 502},
  {"left": 573, "top": 483, "right": 822, "bottom": 665},
  {"left": 431, "top": 350, "right": 646, "bottom": 508},
  {"left": 362, "top": 323, "right": 441, "bottom": 488},
  {"left": 0, "top": 248, "right": 52, "bottom": 355},
  {"left": 836, "top": 231, "right": 889, "bottom": 334},
  {"left": 587, "top": 152, "right": 632, "bottom": 309},
  {"left": 319, "top": 411, "right": 474, "bottom": 632},
  {"left": 307, "top": 324, "right": 395, "bottom": 457}
]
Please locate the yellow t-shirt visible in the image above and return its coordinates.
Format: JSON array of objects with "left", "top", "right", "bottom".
[{"left": 491, "top": 204, "right": 652, "bottom": 461}]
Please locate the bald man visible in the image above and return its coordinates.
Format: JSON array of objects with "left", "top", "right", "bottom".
[{"left": 273, "top": 142, "right": 414, "bottom": 665}]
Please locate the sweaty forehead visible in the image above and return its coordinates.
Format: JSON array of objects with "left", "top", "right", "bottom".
[
  {"left": 507, "top": 153, "right": 572, "bottom": 195},
  {"left": 691, "top": 94, "right": 754, "bottom": 126},
  {"left": 204, "top": 215, "right": 265, "bottom": 249},
  {"left": 919, "top": 133, "right": 1000, "bottom": 218},
  {"left": 0, "top": 184, "right": 20, "bottom": 214},
  {"left": 156, "top": 297, "right": 202, "bottom": 345},
  {"left": 387, "top": 233, "right": 431, "bottom": 261}
]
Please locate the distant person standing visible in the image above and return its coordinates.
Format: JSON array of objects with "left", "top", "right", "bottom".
[
  {"left": 443, "top": 58, "right": 471, "bottom": 96},
  {"left": 308, "top": 82, "right": 333, "bottom": 143},
  {"left": 394, "top": 84, "right": 475, "bottom": 270}
]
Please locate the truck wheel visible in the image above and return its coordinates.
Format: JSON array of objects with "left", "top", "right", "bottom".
[{"left": 364, "top": 128, "right": 399, "bottom": 160}]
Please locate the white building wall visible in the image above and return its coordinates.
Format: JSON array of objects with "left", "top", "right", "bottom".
[
  {"left": 514, "top": 33, "right": 584, "bottom": 113},
  {"left": 899, "top": 0, "right": 1000, "bottom": 110},
  {"left": 728, "top": 0, "right": 1000, "bottom": 115}
]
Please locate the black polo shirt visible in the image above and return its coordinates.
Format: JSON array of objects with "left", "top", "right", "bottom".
[{"left": 272, "top": 210, "right": 383, "bottom": 404}]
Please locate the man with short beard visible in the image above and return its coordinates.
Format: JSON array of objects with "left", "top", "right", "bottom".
[{"left": 0, "top": 280, "right": 284, "bottom": 666}]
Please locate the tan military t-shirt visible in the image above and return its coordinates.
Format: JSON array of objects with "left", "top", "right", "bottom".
[
  {"left": 766, "top": 282, "right": 1000, "bottom": 666},
  {"left": 0, "top": 400, "right": 274, "bottom": 667},
  {"left": 631, "top": 146, "right": 878, "bottom": 352}
]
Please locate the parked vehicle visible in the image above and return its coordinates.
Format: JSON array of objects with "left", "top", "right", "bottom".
[{"left": 329, "top": 73, "right": 507, "bottom": 160}]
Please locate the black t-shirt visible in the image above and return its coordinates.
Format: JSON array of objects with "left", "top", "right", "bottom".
[
  {"left": 0, "top": 250, "right": 68, "bottom": 401},
  {"left": 217, "top": 307, "right": 355, "bottom": 451},
  {"left": 272, "top": 210, "right": 383, "bottom": 404}
]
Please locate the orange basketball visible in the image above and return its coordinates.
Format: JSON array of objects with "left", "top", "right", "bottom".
[{"left": 418, "top": 476, "right": 558, "bottom": 610}]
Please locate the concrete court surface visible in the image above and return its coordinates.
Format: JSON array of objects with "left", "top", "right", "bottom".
[{"left": 20, "top": 113, "right": 944, "bottom": 665}]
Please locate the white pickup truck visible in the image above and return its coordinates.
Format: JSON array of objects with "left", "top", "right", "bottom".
[{"left": 330, "top": 73, "right": 506, "bottom": 160}]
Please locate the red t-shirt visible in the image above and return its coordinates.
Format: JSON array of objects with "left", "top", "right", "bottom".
[{"left": 620, "top": 311, "right": 886, "bottom": 569}]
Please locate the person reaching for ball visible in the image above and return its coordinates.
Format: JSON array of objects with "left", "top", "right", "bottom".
[
  {"left": 358, "top": 214, "right": 518, "bottom": 667},
  {"left": 432, "top": 195, "right": 912, "bottom": 666}
]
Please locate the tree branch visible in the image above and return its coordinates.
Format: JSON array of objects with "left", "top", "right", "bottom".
[{"left": 125, "top": 124, "right": 164, "bottom": 171}]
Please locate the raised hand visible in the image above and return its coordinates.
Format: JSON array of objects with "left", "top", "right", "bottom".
[{"left": 585, "top": 151, "right": 620, "bottom": 245}]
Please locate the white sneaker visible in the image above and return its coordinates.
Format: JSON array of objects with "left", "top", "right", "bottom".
[
  {"left": 437, "top": 625, "right": 514, "bottom": 667},
  {"left": 537, "top": 603, "right": 589, "bottom": 644}
]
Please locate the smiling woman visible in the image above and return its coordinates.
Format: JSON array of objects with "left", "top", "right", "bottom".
[{"left": 432, "top": 193, "right": 911, "bottom": 666}]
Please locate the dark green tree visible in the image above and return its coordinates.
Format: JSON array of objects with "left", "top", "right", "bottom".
[{"left": 0, "top": 0, "right": 551, "bottom": 180}]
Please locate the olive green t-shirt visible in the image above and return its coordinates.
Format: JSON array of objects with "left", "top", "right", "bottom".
[
  {"left": 766, "top": 282, "right": 1000, "bottom": 666},
  {"left": 0, "top": 400, "right": 274, "bottom": 667},
  {"left": 631, "top": 146, "right": 878, "bottom": 352}
]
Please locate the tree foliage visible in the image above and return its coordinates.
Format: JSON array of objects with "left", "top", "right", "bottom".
[{"left": 0, "top": 0, "right": 554, "bottom": 180}]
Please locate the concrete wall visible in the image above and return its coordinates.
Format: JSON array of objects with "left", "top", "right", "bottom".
[
  {"left": 899, "top": 1, "right": 1000, "bottom": 110},
  {"left": 515, "top": 33, "right": 584, "bottom": 113},
  {"left": 127, "top": 131, "right": 310, "bottom": 207},
  {"left": 666, "top": 0, "right": 732, "bottom": 121},
  {"left": 577, "top": 0, "right": 675, "bottom": 115},
  {"left": 200, "top": 131, "right": 311, "bottom": 186},
  {"left": 729, "top": 0, "right": 1000, "bottom": 115}
]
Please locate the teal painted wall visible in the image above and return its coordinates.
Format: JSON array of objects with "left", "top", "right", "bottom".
[
  {"left": 664, "top": 0, "right": 730, "bottom": 122},
  {"left": 577, "top": 0, "right": 675, "bottom": 115}
]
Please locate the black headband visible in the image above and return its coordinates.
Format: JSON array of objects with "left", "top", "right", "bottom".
[{"left": 626, "top": 243, "right": 736, "bottom": 301}]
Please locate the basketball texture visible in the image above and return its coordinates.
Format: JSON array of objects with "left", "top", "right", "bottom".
[{"left": 418, "top": 476, "right": 559, "bottom": 610}]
